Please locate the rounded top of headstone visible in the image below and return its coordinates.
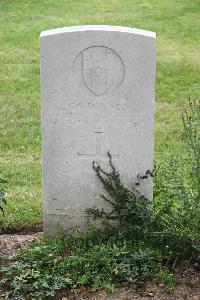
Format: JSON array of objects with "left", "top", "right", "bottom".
[{"left": 40, "top": 25, "right": 156, "bottom": 39}]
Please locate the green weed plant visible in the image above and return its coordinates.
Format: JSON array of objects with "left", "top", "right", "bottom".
[
  {"left": 153, "top": 98, "right": 200, "bottom": 257},
  {"left": 0, "top": 177, "right": 7, "bottom": 216}
]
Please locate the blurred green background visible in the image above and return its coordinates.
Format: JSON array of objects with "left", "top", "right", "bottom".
[{"left": 0, "top": 0, "right": 199, "bottom": 232}]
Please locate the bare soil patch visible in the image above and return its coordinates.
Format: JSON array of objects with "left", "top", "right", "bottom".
[{"left": 0, "top": 232, "right": 42, "bottom": 257}]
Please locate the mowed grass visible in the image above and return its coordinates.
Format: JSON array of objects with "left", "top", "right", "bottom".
[{"left": 0, "top": 0, "right": 199, "bottom": 232}]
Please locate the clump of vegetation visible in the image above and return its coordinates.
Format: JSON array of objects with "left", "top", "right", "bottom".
[
  {"left": 0, "top": 177, "right": 6, "bottom": 215},
  {"left": 87, "top": 152, "right": 152, "bottom": 229},
  {"left": 0, "top": 99, "right": 199, "bottom": 299},
  {"left": 182, "top": 98, "right": 200, "bottom": 198},
  {"left": 0, "top": 228, "right": 163, "bottom": 298},
  {"left": 153, "top": 98, "right": 200, "bottom": 259}
]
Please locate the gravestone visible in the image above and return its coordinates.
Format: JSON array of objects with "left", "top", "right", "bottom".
[{"left": 40, "top": 25, "right": 156, "bottom": 235}]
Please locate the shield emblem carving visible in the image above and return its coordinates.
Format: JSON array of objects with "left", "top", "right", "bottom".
[
  {"left": 82, "top": 47, "right": 115, "bottom": 96},
  {"left": 73, "top": 46, "right": 125, "bottom": 97}
]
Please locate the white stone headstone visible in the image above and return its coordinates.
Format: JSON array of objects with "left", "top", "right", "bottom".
[{"left": 40, "top": 25, "right": 156, "bottom": 235}]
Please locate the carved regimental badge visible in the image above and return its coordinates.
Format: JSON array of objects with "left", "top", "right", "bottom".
[{"left": 73, "top": 46, "right": 125, "bottom": 96}]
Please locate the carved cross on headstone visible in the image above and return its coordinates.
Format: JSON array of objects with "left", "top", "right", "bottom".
[{"left": 77, "top": 131, "right": 119, "bottom": 197}]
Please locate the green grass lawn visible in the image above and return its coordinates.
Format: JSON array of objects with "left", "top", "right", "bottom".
[{"left": 0, "top": 0, "right": 199, "bottom": 232}]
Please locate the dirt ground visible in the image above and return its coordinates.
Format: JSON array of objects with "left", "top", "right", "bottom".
[
  {"left": 0, "top": 233, "right": 199, "bottom": 300},
  {"left": 0, "top": 232, "right": 42, "bottom": 256}
]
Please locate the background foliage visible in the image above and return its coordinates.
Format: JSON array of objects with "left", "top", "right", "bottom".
[{"left": 0, "top": 0, "right": 199, "bottom": 232}]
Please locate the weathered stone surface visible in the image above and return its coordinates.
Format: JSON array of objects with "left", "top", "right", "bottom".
[{"left": 40, "top": 25, "right": 156, "bottom": 235}]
